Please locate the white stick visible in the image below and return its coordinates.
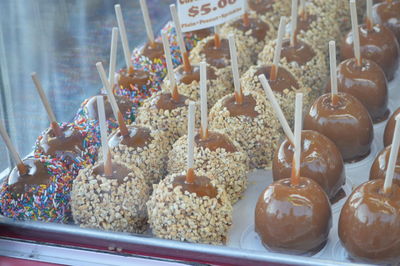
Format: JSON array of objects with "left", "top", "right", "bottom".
[
  {"left": 96, "top": 62, "right": 120, "bottom": 120},
  {"left": 31, "top": 73, "right": 57, "bottom": 123},
  {"left": 140, "top": 0, "right": 155, "bottom": 44},
  {"left": 108, "top": 27, "right": 119, "bottom": 89},
  {"left": 366, "top": 0, "right": 373, "bottom": 25},
  {"left": 214, "top": 25, "right": 219, "bottom": 37},
  {"left": 329, "top": 41, "right": 338, "bottom": 96},
  {"left": 273, "top": 17, "right": 286, "bottom": 68},
  {"left": 96, "top": 96, "right": 109, "bottom": 165},
  {"left": 294, "top": 93, "right": 303, "bottom": 177},
  {"left": 200, "top": 62, "right": 208, "bottom": 136},
  {"left": 259, "top": 74, "right": 295, "bottom": 144},
  {"left": 350, "top": 0, "right": 361, "bottom": 65},
  {"left": 0, "top": 123, "right": 24, "bottom": 167},
  {"left": 228, "top": 34, "right": 241, "bottom": 96},
  {"left": 299, "top": 0, "right": 306, "bottom": 14},
  {"left": 290, "top": 0, "right": 298, "bottom": 46},
  {"left": 170, "top": 4, "right": 187, "bottom": 55},
  {"left": 384, "top": 115, "right": 400, "bottom": 192},
  {"left": 244, "top": 0, "right": 249, "bottom": 12},
  {"left": 187, "top": 101, "right": 196, "bottom": 170},
  {"left": 115, "top": 4, "right": 133, "bottom": 69},
  {"left": 162, "top": 32, "right": 176, "bottom": 93}
]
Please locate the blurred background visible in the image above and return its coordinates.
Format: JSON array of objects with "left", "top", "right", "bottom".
[{"left": 0, "top": 0, "right": 174, "bottom": 171}]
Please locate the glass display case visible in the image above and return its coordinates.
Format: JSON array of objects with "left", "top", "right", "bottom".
[{"left": 1, "top": 0, "right": 400, "bottom": 265}]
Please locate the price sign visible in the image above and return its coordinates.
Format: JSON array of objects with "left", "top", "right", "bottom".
[{"left": 177, "top": 0, "right": 245, "bottom": 32}]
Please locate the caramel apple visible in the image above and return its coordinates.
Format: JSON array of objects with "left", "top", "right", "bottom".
[
  {"left": 255, "top": 177, "right": 332, "bottom": 254},
  {"left": 118, "top": 67, "right": 151, "bottom": 91},
  {"left": 341, "top": 23, "right": 399, "bottom": 81},
  {"left": 370, "top": 145, "right": 400, "bottom": 184},
  {"left": 304, "top": 92, "right": 374, "bottom": 162},
  {"left": 273, "top": 130, "right": 346, "bottom": 200},
  {"left": 325, "top": 57, "right": 389, "bottom": 123},
  {"left": 384, "top": 107, "right": 400, "bottom": 146},
  {"left": 338, "top": 179, "right": 400, "bottom": 264},
  {"left": 372, "top": 0, "right": 400, "bottom": 43},
  {"left": 140, "top": 40, "right": 164, "bottom": 61}
]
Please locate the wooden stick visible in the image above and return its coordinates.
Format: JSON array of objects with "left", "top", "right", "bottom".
[
  {"left": 170, "top": 4, "right": 192, "bottom": 73},
  {"left": 243, "top": 0, "right": 250, "bottom": 27},
  {"left": 291, "top": 93, "right": 303, "bottom": 186},
  {"left": 350, "top": 0, "right": 362, "bottom": 66},
  {"left": 140, "top": 0, "right": 155, "bottom": 45},
  {"left": 271, "top": 17, "right": 286, "bottom": 81},
  {"left": 259, "top": 74, "right": 295, "bottom": 144},
  {"left": 108, "top": 27, "right": 119, "bottom": 91},
  {"left": 31, "top": 73, "right": 62, "bottom": 137},
  {"left": 199, "top": 62, "right": 208, "bottom": 139},
  {"left": 162, "top": 32, "right": 179, "bottom": 100},
  {"left": 214, "top": 26, "right": 221, "bottom": 48},
  {"left": 115, "top": 4, "right": 133, "bottom": 70},
  {"left": 228, "top": 34, "right": 243, "bottom": 105},
  {"left": 299, "top": 0, "right": 306, "bottom": 18},
  {"left": 290, "top": 0, "right": 298, "bottom": 46},
  {"left": 366, "top": 0, "right": 373, "bottom": 30},
  {"left": 186, "top": 101, "right": 196, "bottom": 184},
  {"left": 97, "top": 96, "right": 112, "bottom": 177},
  {"left": 329, "top": 41, "right": 339, "bottom": 105},
  {"left": 384, "top": 115, "right": 400, "bottom": 193},
  {"left": 0, "top": 123, "right": 27, "bottom": 175}
]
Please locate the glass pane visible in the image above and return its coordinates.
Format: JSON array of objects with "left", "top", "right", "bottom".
[{"left": 0, "top": 0, "right": 174, "bottom": 171}]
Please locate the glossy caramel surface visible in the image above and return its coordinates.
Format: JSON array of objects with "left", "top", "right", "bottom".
[
  {"left": 118, "top": 68, "right": 150, "bottom": 90},
  {"left": 154, "top": 92, "right": 189, "bottom": 111},
  {"left": 92, "top": 161, "right": 131, "bottom": 184},
  {"left": 255, "top": 65, "right": 299, "bottom": 93},
  {"left": 108, "top": 125, "right": 152, "bottom": 149},
  {"left": 232, "top": 17, "right": 270, "bottom": 41},
  {"left": 175, "top": 64, "right": 216, "bottom": 85},
  {"left": 272, "top": 130, "right": 345, "bottom": 199},
  {"left": 370, "top": 145, "right": 400, "bottom": 184},
  {"left": 8, "top": 158, "right": 52, "bottom": 194},
  {"left": 304, "top": 93, "right": 373, "bottom": 162},
  {"left": 341, "top": 24, "right": 399, "bottom": 81},
  {"left": 280, "top": 39, "right": 316, "bottom": 65},
  {"left": 195, "top": 131, "right": 236, "bottom": 152},
  {"left": 255, "top": 177, "right": 332, "bottom": 254},
  {"left": 384, "top": 107, "right": 400, "bottom": 147},
  {"left": 84, "top": 94, "right": 133, "bottom": 121},
  {"left": 141, "top": 40, "right": 164, "bottom": 61},
  {"left": 201, "top": 38, "right": 230, "bottom": 68},
  {"left": 172, "top": 174, "right": 217, "bottom": 198},
  {"left": 339, "top": 180, "right": 400, "bottom": 264},
  {"left": 373, "top": 1, "right": 400, "bottom": 43},
  {"left": 326, "top": 58, "right": 389, "bottom": 123},
  {"left": 223, "top": 94, "right": 259, "bottom": 118},
  {"left": 38, "top": 125, "right": 84, "bottom": 162}
]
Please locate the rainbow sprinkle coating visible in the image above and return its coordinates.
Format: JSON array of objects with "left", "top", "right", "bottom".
[
  {"left": 0, "top": 157, "right": 73, "bottom": 223},
  {"left": 33, "top": 122, "right": 99, "bottom": 177}
]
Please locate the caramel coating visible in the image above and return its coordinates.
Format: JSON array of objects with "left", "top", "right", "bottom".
[
  {"left": 154, "top": 92, "right": 189, "bottom": 111},
  {"left": 195, "top": 131, "right": 236, "bottom": 153},
  {"left": 108, "top": 125, "right": 153, "bottom": 149},
  {"left": 201, "top": 38, "right": 230, "bottom": 68},
  {"left": 92, "top": 161, "right": 131, "bottom": 184},
  {"left": 231, "top": 17, "right": 270, "bottom": 41},
  {"left": 141, "top": 41, "right": 164, "bottom": 61},
  {"left": 223, "top": 94, "right": 259, "bottom": 118},
  {"left": 8, "top": 158, "right": 51, "bottom": 195},
  {"left": 118, "top": 68, "right": 150, "bottom": 91},
  {"left": 370, "top": 145, "right": 400, "bottom": 184},
  {"left": 341, "top": 24, "right": 399, "bottom": 81},
  {"left": 339, "top": 180, "right": 400, "bottom": 264},
  {"left": 325, "top": 58, "right": 389, "bottom": 123},
  {"left": 172, "top": 173, "right": 217, "bottom": 198},
  {"left": 384, "top": 107, "right": 400, "bottom": 147},
  {"left": 255, "top": 65, "right": 299, "bottom": 93},
  {"left": 304, "top": 93, "right": 373, "bottom": 162},
  {"left": 255, "top": 177, "right": 332, "bottom": 255},
  {"left": 175, "top": 64, "right": 216, "bottom": 85},
  {"left": 84, "top": 94, "right": 133, "bottom": 121},
  {"left": 373, "top": 1, "right": 400, "bottom": 43},
  {"left": 280, "top": 39, "right": 316, "bottom": 65},
  {"left": 273, "top": 130, "right": 345, "bottom": 200}
]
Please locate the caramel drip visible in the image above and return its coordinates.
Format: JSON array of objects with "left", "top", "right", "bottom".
[
  {"left": 104, "top": 150, "right": 113, "bottom": 177},
  {"left": 17, "top": 163, "right": 28, "bottom": 176},
  {"left": 235, "top": 89, "right": 244, "bottom": 105},
  {"left": 331, "top": 94, "right": 340, "bottom": 106},
  {"left": 155, "top": 92, "right": 189, "bottom": 111},
  {"left": 200, "top": 126, "right": 209, "bottom": 140},
  {"left": 182, "top": 51, "right": 192, "bottom": 73},
  {"left": 366, "top": 17, "right": 374, "bottom": 31},
  {"left": 117, "top": 112, "right": 129, "bottom": 137},
  {"left": 243, "top": 12, "right": 250, "bottom": 27},
  {"left": 214, "top": 33, "right": 221, "bottom": 49},
  {"left": 270, "top": 64, "right": 278, "bottom": 81},
  {"left": 50, "top": 121, "right": 62, "bottom": 137},
  {"left": 173, "top": 172, "right": 218, "bottom": 198}
]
